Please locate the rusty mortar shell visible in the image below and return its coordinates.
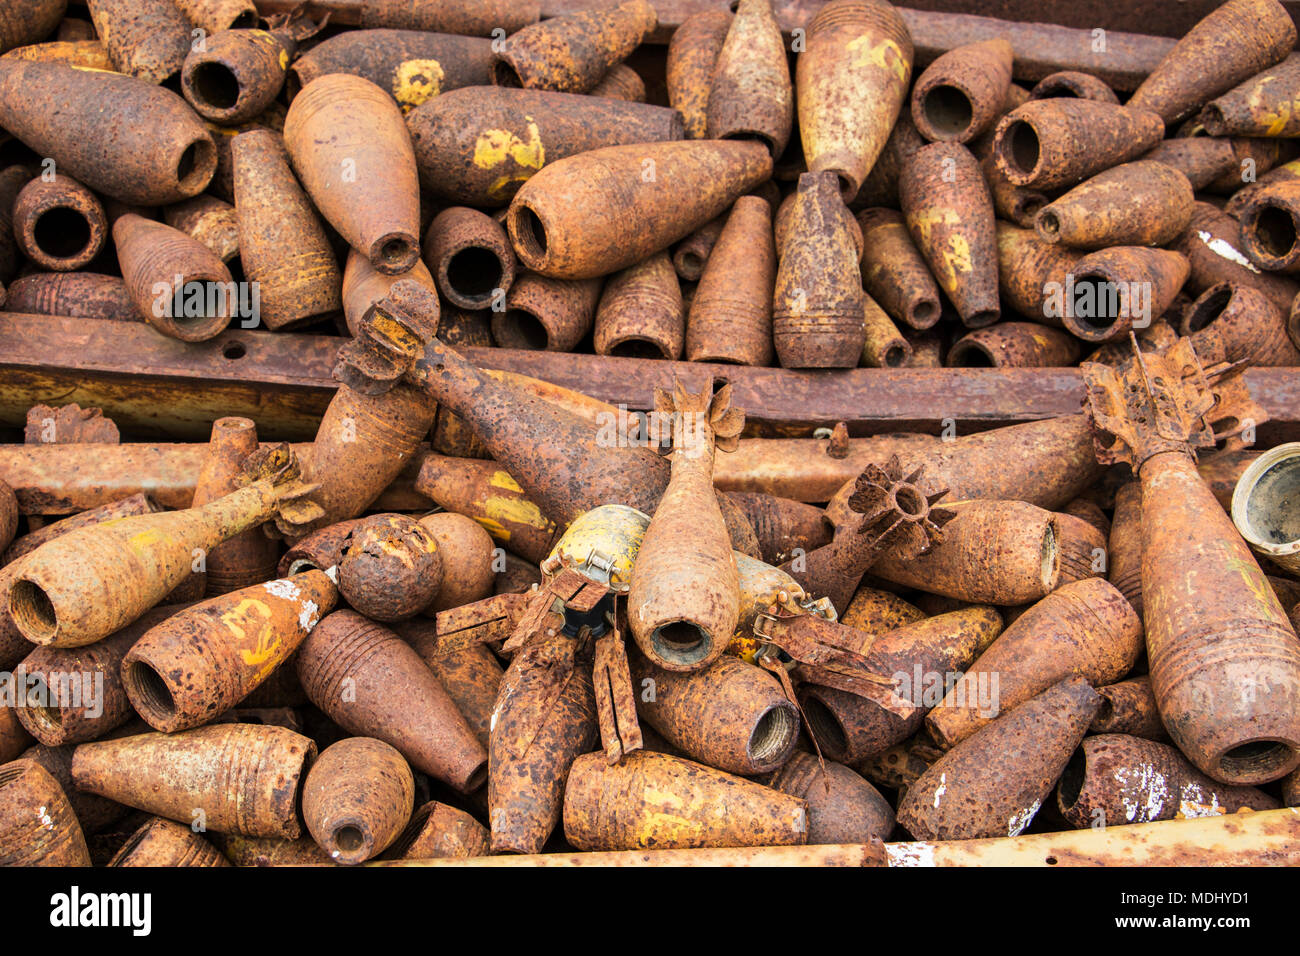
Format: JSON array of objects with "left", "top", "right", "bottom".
[
  {"left": 182, "top": 28, "right": 293, "bottom": 125},
  {"left": 71, "top": 722, "right": 315, "bottom": 838},
  {"left": 1185, "top": 282, "right": 1300, "bottom": 367},
  {"left": 0, "top": 0, "right": 65, "bottom": 54},
  {"left": 11, "top": 172, "right": 107, "bottom": 272},
  {"left": 948, "top": 321, "right": 1081, "bottom": 368},
  {"left": 1206, "top": 137, "right": 1297, "bottom": 196},
  {"left": 121, "top": 571, "right": 336, "bottom": 733},
  {"left": 686, "top": 195, "right": 775, "bottom": 365},
  {"left": 193, "top": 417, "right": 281, "bottom": 594},
  {"left": 860, "top": 294, "right": 911, "bottom": 368},
  {"left": 899, "top": 676, "right": 1100, "bottom": 840},
  {"left": 302, "top": 736, "right": 414, "bottom": 864},
  {"left": 1035, "top": 160, "right": 1194, "bottom": 249},
  {"left": 287, "top": 29, "right": 492, "bottom": 114},
  {"left": 86, "top": 0, "right": 191, "bottom": 83},
  {"left": 338, "top": 514, "right": 441, "bottom": 621},
  {"left": 629, "top": 651, "right": 799, "bottom": 775},
  {"left": 842, "top": 586, "right": 925, "bottom": 633},
  {"left": 406, "top": 86, "right": 684, "bottom": 207},
  {"left": 772, "top": 170, "right": 865, "bottom": 367},
  {"left": 900, "top": 142, "right": 998, "bottom": 328},
  {"left": 232, "top": 128, "right": 342, "bottom": 328},
  {"left": 397, "top": 617, "right": 502, "bottom": 747},
  {"left": 992, "top": 99, "right": 1165, "bottom": 192},
  {"left": 358, "top": 0, "right": 538, "bottom": 37},
  {"left": 112, "top": 212, "right": 234, "bottom": 342},
  {"left": 563, "top": 749, "right": 807, "bottom": 851},
  {"left": 965, "top": 80, "right": 1030, "bottom": 160},
  {"left": 1232, "top": 442, "right": 1300, "bottom": 576},
  {"left": 1058, "top": 733, "right": 1279, "bottom": 829},
  {"left": 108, "top": 816, "right": 230, "bottom": 866},
  {"left": 671, "top": 215, "right": 725, "bottom": 282},
  {"left": 727, "top": 551, "right": 825, "bottom": 663},
  {"left": 424, "top": 205, "right": 516, "bottom": 311},
  {"left": 1052, "top": 511, "right": 1108, "bottom": 585},
  {"left": 1203, "top": 55, "right": 1300, "bottom": 138},
  {"left": 490, "top": 0, "right": 655, "bottom": 95},
  {"left": 767, "top": 751, "right": 894, "bottom": 845},
  {"left": 1029, "top": 71, "right": 1119, "bottom": 104},
  {"left": 0, "top": 757, "right": 90, "bottom": 865},
  {"left": 0, "top": 704, "right": 31, "bottom": 764},
  {"left": 1174, "top": 201, "right": 1300, "bottom": 314},
  {"left": 1142, "top": 138, "right": 1238, "bottom": 192},
  {"left": 589, "top": 62, "right": 645, "bottom": 102},
  {"left": 857, "top": 207, "right": 941, "bottom": 331},
  {"left": 416, "top": 511, "right": 495, "bottom": 614},
  {"left": 20, "top": 740, "right": 131, "bottom": 834},
  {"left": 870, "top": 500, "right": 1061, "bottom": 605},
  {"left": 283, "top": 73, "right": 420, "bottom": 274},
  {"left": 1107, "top": 481, "right": 1143, "bottom": 617},
  {"left": 14, "top": 604, "right": 185, "bottom": 747},
  {"left": 927, "top": 578, "right": 1142, "bottom": 750},
  {"left": 172, "top": 0, "right": 257, "bottom": 32},
  {"left": 492, "top": 272, "right": 601, "bottom": 351},
  {"left": 4, "top": 38, "right": 116, "bottom": 70},
  {"left": 1058, "top": 246, "right": 1190, "bottom": 343},
  {"left": 489, "top": 633, "right": 597, "bottom": 853},
  {"left": 204, "top": 114, "right": 280, "bottom": 203},
  {"left": 910, "top": 38, "right": 1012, "bottom": 144},
  {"left": 594, "top": 251, "right": 684, "bottom": 360},
  {"left": 705, "top": 0, "right": 792, "bottom": 159},
  {"left": 797, "top": 0, "right": 913, "bottom": 201},
  {"left": 980, "top": 153, "right": 1049, "bottom": 230},
  {"left": 995, "top": 222, "right": 1080, "bottom": 326},
  {"left": 1226, "top": 158, "right": 1300, "bottom": 219},
  {"left": 725, "top": 492, "right": 831, "bottom": 567},
  {"left": 342, "top": 248, "right": 437, "bottom": 338},
  {"left": 852, "top": 110, "right": 922, "bottom": 210},
  {"left": 1129, "top": 0, "right": 1295, "bottom": 126},
  {"left": 797, "top": 605, "right": 1003, "bottom": 764},
  {"left": 298, "top": 609, "right": 486, "bottom": 791},
  {"left": 277, "top": 518, "right": 362, "bottom": 577},
  {"left": 382, "top": 800, "right": 489, "bottom": 860},
  {"left": 214, "top": 832, "right": 332, "bottom": 865},
  {"left": 507, "top": 138, "right": 772, "bottom": 280},
  {"left": 1093, "top": 677, "right": 1168, "bottom": 741},
  {"left": 1237, "top": 178, "right": 1300, "bottom": 272},
  {"left": 666, "top": 9, "right": 730, "bottom": 139},
  {"left": 163, "top": 194, "right": 239, "bottom": 264}
]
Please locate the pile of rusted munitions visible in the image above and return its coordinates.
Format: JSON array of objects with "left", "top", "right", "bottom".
[{"left": 2, "top": 0, "right": 1300, "bottom": 868}]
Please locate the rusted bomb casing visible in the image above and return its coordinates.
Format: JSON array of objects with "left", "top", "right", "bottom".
[
  {"left": 1184, "top": 282, "right": 1300, "bottom": 368},
  {"left": 112, "top": 213, "right": 234, "bottom": 343},
  {"left": 277, "top": 518, "right": 362, "bottom": 577},
  {"left": 705, "top": 0, "right": 792, "bottom": 158},
  {"left": 899, "top": 677, "right": 1101, "bottom": 840},
  {"left": 3, "top": 39, "right": 114, "bottom": 71},
  {"left": 1210, "top": 138, "right": 1300, "bottom": 195},
  {"left": 910, "top": 39, "right": 1012, "bottom": 144},
  {"left": 214, "top": 833, "right": 333, "bottom": 866},
  {"left": 382, "top": 800, "right": 489, "bottom": 860},
  {"left": 496, "top": 554, "right": 541, "bottom": 595},
  {"left": 563, "top": 750, "right": 807, "bottom": 851},
  {"left": 927, "top": 578, "right": 1142, "bottom": 749},
  {"left": 425, "top": 206, "right": 516, "bottom": 311},
  {"left": 1053, "top": 511, "right": 1108, "bottom": 585},
  {"left": 430, "top": 301, "right": 491, "bottom": 345},
  {"left": 594, "top": 251, "right": 684, "bottom": 360},
  {"left": 629, "top": 652, "right": 798, "bottom": 776},
  {"left": 1107, "top": 482, "right": 1143, "bottom": 618},
  {"left": 686, "top": 195, "right": 774, "bottom": 365},
  {"left": 665, "top": 9, "right": 730, "bottom": 140},
  {"left": 1142, "top": 138, "right": 1238, "bottom": 192},
  {"left": 1058, "top": 734, "right": 1279, "bottom": 829},
  {"left": 854, "top": 109, "right": 924, "bottom": 209},
  {"left": 1059, "top": 246, "right": 1190, "bottom": 343},
  {"left": 589, "top": 62, "right": 645, "bottom": 102},
  {"left": 397, "top": 618, "right": 501, "bottom": 747},
  {"left": 490, "top": 0, "right": 655, "bottom": 94},
  {"left": 297, "top": 610, "right": 486, "bottom": 791},
  {"left": 0, "top": 757, "right": 90, "bottom": 866},
  {"left": 338, "top": 515, "right": 441, "bottom": 621},
  {"left": 995, "top": 222, "right": 1080, "bottom": 325},
  {"left": 672, "top": 216, "right": 725, "bottom": 282},
  {"left": 1231, "top": 442, "right": 1300, "bottom": 575},
  {"left": 14, "top": 605, "right": 184, "bottom": 747},
  {"left": 1174, "top": 202, "right": 1300, "bottom": 314},
  {"left": 860, "top": 293, "right": 912, "bottom": 368},
  {"left": 1092, "top": 676, "right": 1168, "bottom": 741},
  {"left": 992, "top": 100, "right": 1165, "bottom": 192},
  {"left": 870, "top": 500, "right": 1060, "bottom": 605},
  {"left": 163, "top": 194, "right": 239, "bottom": 264},
  {"left": 1202, "top": 55, "right": 1300, "bottom": 138},
  {"left": 508, "top": 139, "right": 772, "bottom": 280},
  {"left": 192, "top": 417, "right": 281, "bottom": 594},
  {"left": 767, "top": 751, "right": 894, "bottom": 845},
  {"left": 1036, "top": 161, "right": 1194, "bottom": 249},
  {"left": 798, "top": 605, "right": 1003, "bottom": 764},
  {"left": 797, "top": 0, "right": 913, "bottom": 201},
  {"left": 287, "top": 29, "right": 493, "bottom": 114},
  {"left": 1128, "top": 0, "right": 1296, "bottom": 126},
  {"left": 0, "top": 705, "right": 31, "bottom": 764},
  {"left": 980, "top": 154, "right": 1050, "bottom": 230},
  {"left": 900, "top": 142, "right": 998, "bottom": 328},
  {"left": 20, "top": 739, "right": 133, "bottom": 835},
  {"left": 414, "top": 457, "right": 558, "bottom": 565},
  {"left": 1029, "top": 71, "right": 1119, "bottom": 104},
  {"left": 231, "top": 128, "right": 340, "bottom": 329},
  {"left": 108, "top": 816, "right": 230, "bottom": 867},
  {"left": 11, "top": 172, "right": 106, "bottom": 272},
  {"left": 726, "top": 493, "right": 831, "bottom": 567},
  {"left": 772, "top": 170, "right": 865, "bottom": 368},
  {"left": 182, "top": 28, "right": 293, "bottom": 125},
  {"left": 1237, "top": 179, "right": 1300, "bottom": 273},
  {"left": 416, "top": 512, "right": 495, "bottom": 614},
  {"left": 948, "top": 321, "right": 1080, "bottom": 368},
  {"left": 842, "top": 586, "right": 925, "bottom": 633},
  {"left": 406, "top": 87, "right": 684, "bottom": 206},
  {"left": 302, "top": 737, "right": 414, "bottom": 865},
  {"left": 0, "top": 0, "right": 65, "bottom": 54},
  {"left": 342, "top": 248, "right": 438, "bottom": 338},
  {"left": 172, "top": 0, "right": 257, "bottom": 32},
  {"left": 358, "top": 0, "right": 538, "bottom": 36},
  {"left": 0, "top": 60, "right": 216, "bottom": 205},
  {"left": 492, "top": 272, "right": 601, "bottom": 351},
  {"left": 121, "top": 571, "right": 336, "bottom": 733},
  {"left": 87, "top": 0, "right": 191, "bottom": 84},
  {"left": 489, "top": 633, "right": 597, "bottom": 854},
  {"left": 71, "top": 723, "right": 315, "bottom": 838},
  {"left": 727, "top": 552, "right": 822, "bottom": 663},
  {"left": 857, "top": 207, "right": 941, "bottom": 331},
  {"left": 283, "top": 73, "right": 420, "bottom": 274}
]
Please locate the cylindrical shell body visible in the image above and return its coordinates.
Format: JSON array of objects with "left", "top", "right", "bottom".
[
  {"left": 493, "top": 272, "right": 601, "bottom": 351},
  {"left": 181, "top": 28, "right": 291, "bottom": 125},
  {"left": 164, "top": 194, "right": 239, "bottom": 264},
  {"left": 589, "top": 63, "right": 645, "bottom": 102},
  {"left": 768, "top": 751, "right": 894, "bottom": 845},
  {"left": 341, "top": 248, "right": 438, "bottom": 338},
  {"left": 1185, "top": 282, "right": 1300, "bottom": 368},
  {"left": 1029, "top": 71, "right": 1119, "bottom": 104},
  {"left": 981, "top": 154, "right": 1050, "bottom": 230},
  {"left": 277, "top": 518, "right": 362, "bottom": 577},
  {"left": 172, "top": 0, "right": 257, "bottom": 33},
  {"left": 725, "top": 492, "right": 831, "bottom": 567},
  {"left": 383, "top": 800, "right": 489, "bottom": 860},
  {"left": 705, "top": 0, "right": 792, "bottom": 158},
  {"left": 860, "top": 294, "right": 911, "bottom": 367},
  {"left": 995, "top": 222, "right": 1081, "bottom": 325},
  {"left": 11, "top": 172, "right": 107, "bottom": 271},
  {"left": 87, "top": 0, "right": 191, "bottom": 84},
  {"left": 686, "top": 195, "right": 775, "bottom": 365},
  {"left": 1059, "top": 246, "right": 1189, "bottom": 343},
  {"left": 398, "top": 618, "right": 502, "bottom": 747},
  {"left": 302, "top": 737, "right": 414, "bottom": 865},
  {"left": 910, "top": 39, "right": 1013, "bottom": 144},
  {"left": 672, "top": 216, "right": 725, "bottom": 282},
  {"left": 1092, "top": 676, "right": 1168, "bottom": 741},
  {"left": 1053, "top": 511, "right": 1108, "bottom": 585},
  {"left": 358, "top": 0, "right": 539, "bottom": 37},
  {"left": 0, "top": 0, "right": 66, "bottom": 55},
  {"left": 948, "top": 321, "right": 1080, "bottom": 368},
  {"left": 3, "top": 272, "right": 137, "bottom": 321},
  {"left": 841, "top": 586, "right": 925, "bottom": 633},
  {"left": 1175, "top": 202, "right": 1299, "bottom": 314},
  {"left": 108, "top": 816, "right": 230, "bottom": 867},
  {"left": 1108, "top": 482, "right": 1143, "bottom": 617},
  {"left": 1036, "top": 161, "right": 1193, "bottom": 249},
  {"left": 1202, "top": 55, "right": 1300, "bottom": 138},
  {"left": 0, "top": 757, "right": 91, "bottom": 865},
  {"left": 425, "top": 205, "right": 516, "bottom": 310},
  {"left": 594, "top": 251, "right": 684, "bottom": 360},
  {"left": 1238, "top": 178, "right": 1300, "bottom": 273},
  {"left": 666, "top": 9, "right": 730, "bottom": 140},
  {"left": 857, "top": 207, "right": 941, "bottom": 330}
]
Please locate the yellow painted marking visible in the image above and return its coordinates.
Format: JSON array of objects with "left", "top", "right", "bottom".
[
  {"left": 475, "top": 516, "right": 510, "bottom": 542},
  {"left": 484, "top": 494, "right": 554, "bottom": 532},
  {"left": 222, "top": 599, "right": 281, "bottom": 681},
  {"left": 473, "top": 120, "right": 545, "bottom": 199},
  {"left": 392, "top": 58, "right": 445, "bottom": 112},
  {"left": 488, "top": 470, "right": 525, "bottom": 493},
  {"left": 848, "top": 35, "right": 908, "bottom": 83}
]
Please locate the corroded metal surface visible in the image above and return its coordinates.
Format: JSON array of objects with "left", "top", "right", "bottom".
[
  {"left": 0, "top": 757, "right": 91, "bottom": 865},
  {"left": 338, "top": 514, "right": 441, "bottom": 621},
  {"left": 594, "top": 251, "right": 684, "bottom": 361},
  {"left": 302, "top": 737, "right": 414, "bottom": 864},
  {"left": 491, "top": 0, "right": 656, "bottom": 94},
  {"left": 686, "top": 196, "right": 775, "bottom": 365},
  {"left": 182, "top": 28, "right": 292, "bottom": 125},
  {"left": 1092, "top": 676, "right": 1168, "bottom": 741},
  {"left": 11, "top": 173, "right": 106, "bottom": 272},
  {"left": 108, "top": 816, "right": 231, "bottom": 867},
  {"left": 910, "top": 38, "right": 1011, "bottom": 144},
  {"left": 768, "top": 751, "right": 894, "bottom": 844},
  {"left": 665, "top": 9, "right": 729, "bottom": 139},
  {"left": 1036, "top": 161, "right": 1193, "bottom": 249},
  {"left": 706, "top": 0, "right": 792, "bottom": 158},
  {"left": 425, "top": 206, "right": 517, "bottom": 311},
  {"left": 948, "top": 322, "right": 1080, "bottom": 368}
]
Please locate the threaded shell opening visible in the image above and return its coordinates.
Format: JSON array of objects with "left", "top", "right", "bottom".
[
  {"left": 909, "top": 299, "right": 939, "bottom": 327},
  {"left": 922, "top": 84, "right": 974, "bottom": 139},
  {"left": 650, "top": 620, "right": 712, "bottom": 667},
  {"left": 1218, "top": 740, "right": 1294, "bottom": 781},
  {"left": 1241, "top": 453, "right": 1300, "bottom": 545},
  {"left": 512, "top": 205, "right": 548, "bottom": 264},
  {"left": 950, "top": 341, "right": 996, "bottom": 367},
  {"left": 10, "top": 579, "right": 57, "bottom": 643},
  {"left": 20, "top": 674, "right": 63, "bottom": 737},
  {"left": 747, "top": 704, "right": 798, "bottom": 767},
  {"left": 333, "top": 825, "right": 366, "bottom": 853},
  {"left": 1003, "top": 120, "right": 1040, "bottom": 177},
  {"left": 176, "top": 138, "right": 217, "bottom": 194},
  {"left": 1184, "top": 285, "right": 1232, "bottom": 334},
  {"left": 33, "top": 206, "right": 92, "bottom": 260},
  {"left": 374, "top": 235, "right": 417, "bottom": 274},
  {"left": 1068, "top": 275, "right": 1121, "bottom": 333},
  {"left": 883, "top": 344, "right": 908, "bottom": 368},
  {"left": 125, "top": 660, "right": 177, "bottom": 720},
  {"left": 1037, "top": 209, "right": 1061, "bottom": 241}
]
